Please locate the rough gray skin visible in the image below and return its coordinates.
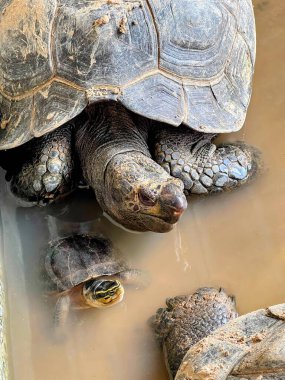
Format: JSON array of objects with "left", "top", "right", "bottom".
[
  {"left": 152, "top": 289, "right": 285, "bottom": 380},
  {"left": 152, "top": 125, "right": 256, "bottom": 195},
  {"left": 6, "top": 125, "right": 75, "bottom": 205},
  {"left": 152, "top": 288, "right": 238, "bottom": 378}
]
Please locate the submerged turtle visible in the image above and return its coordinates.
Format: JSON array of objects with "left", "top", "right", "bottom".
[
  {"left": 152, "top": 288, "right": 285, "bottom": 379},
  {"left": 0, "top": 0, "right": 257, "bottom": 232},
  {"left": 45, "top": 234, "right": 140, "bottom": 327}
]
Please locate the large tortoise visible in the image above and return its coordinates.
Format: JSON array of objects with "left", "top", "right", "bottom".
[
  {"left": 0, "top": 0, "right": 256, "bottom": 232},
  {"left": 152, "top": 288, "right": 285, "bottom": 379}
]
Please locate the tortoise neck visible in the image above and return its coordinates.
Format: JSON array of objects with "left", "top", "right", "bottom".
[
  {"left": 76, "top": 101, "right": 151, "bottom": 204},
  {"left": 84, "top": 101, "right": 149, "bottom": 154}
]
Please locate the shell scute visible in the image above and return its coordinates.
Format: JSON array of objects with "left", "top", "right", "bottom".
[
  {"left": 55, "top": 1, "right": 157, "bottom": 87},
  {"left": 120, "top": 73, "right": 184, "bottom": 126},
  {"left": 237, "top": 0, "right": 256, "bottom": 65},
  {"left": 0, "top": 94, "right": 33, "bottom": 148},
  {"left": 184, "top": 84, "right": 243, "bottom": 133},
  {"left": 0, "top": 0, "right": 56, "bottom": 97},
  {"left": 148, "top": 0, "right": 237, "bottom": 79},
  {"left": 223, "top": 33, "right": 253, "bottom": 109},
  {"left": 33, "top": 81, "right": 87, "bottom": 137}
]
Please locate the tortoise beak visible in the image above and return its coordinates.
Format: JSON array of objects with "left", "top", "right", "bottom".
[{"left": 160, "top": 183, "right": 187, "bottom": 222}]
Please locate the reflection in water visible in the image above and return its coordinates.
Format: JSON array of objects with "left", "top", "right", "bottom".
[
  {"left": 1, "top": 1, "right": 285, "bottom": 379},
  {"left": 174, "top": 225, "right": 190, "bottom": 272}
]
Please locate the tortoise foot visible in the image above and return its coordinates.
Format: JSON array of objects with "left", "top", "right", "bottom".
[
  {"left": 9, "top": 125, "right": 75, "bottom": 205},
  {"left": 153, "top": 126, "right": 260, "bottom": 195},
  {"left": 184, "top": 142, "right": 257, "bottom": 195}
]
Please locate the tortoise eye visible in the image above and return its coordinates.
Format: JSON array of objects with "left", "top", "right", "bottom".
[
  {"left": 138, "top": 188, "right": 157, "bottom": 206},
  {"left": 112, "top": 189, "right": 122, "bottom": 202}
]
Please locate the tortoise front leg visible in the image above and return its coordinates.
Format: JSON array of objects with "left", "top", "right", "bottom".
[
  {"left": 152, "top": 124, "right": 258, "bottom": 195},
  {"left": 6, "top": 123, "right": 75, "bottom": 205}
]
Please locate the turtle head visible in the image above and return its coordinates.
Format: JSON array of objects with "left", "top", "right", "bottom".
[
  {"left": 103, "top": 152, "right": 187, "bottom": 232},
  {"left": 83, "top": 279, "right": 124, "bottom": 308}
]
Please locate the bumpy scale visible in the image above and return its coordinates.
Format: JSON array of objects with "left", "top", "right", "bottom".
[{"left": 152, "top": 288, "right": 285, "bottom": 379}]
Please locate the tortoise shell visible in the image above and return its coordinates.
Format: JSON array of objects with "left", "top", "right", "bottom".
[
  {"left": 0, "top": 0, "right": 256, "bottom": 149},
  {"left": 176, "top": 303, "right": 285, "bottom": 379},
  {"left": 45, "top": 234, "right": 128, "bottom": 292}
]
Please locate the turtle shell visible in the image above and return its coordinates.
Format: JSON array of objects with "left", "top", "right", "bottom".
[
  {"left": 45, "top": 234, "right": 128, "bottom": 292},
  {"left": 0, "top": 0, "right": 256, "bottom": 149},
  {"left": 175, "top": 303, "right": 285, "bottom": 379}
]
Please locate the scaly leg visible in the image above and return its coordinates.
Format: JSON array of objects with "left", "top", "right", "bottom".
[
  {"left": 151, "top": 288, "right": 237, "bottom": 378},
  {"left": 152, "top": 125, "right": 258, "bottom": 195},
  {"left": 5, "top": 124, "right": 75, "bottom": 205}
]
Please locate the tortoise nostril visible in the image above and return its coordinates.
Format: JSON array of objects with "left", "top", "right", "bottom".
[
  {"left": 161, "top": 184, "right": 187, "bottom": 216},
  {"left": 170, "top": 196, "right": 187, "bottom": 216}
]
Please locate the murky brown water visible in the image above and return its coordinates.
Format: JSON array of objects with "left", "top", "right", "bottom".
[{"left": 1, "top": 1, "right": 285, "bottom": 379}]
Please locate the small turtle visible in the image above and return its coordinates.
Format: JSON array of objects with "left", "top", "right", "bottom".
[
  {"left": 152, "top": 288, "right": 285, "bottom": 379},
  {"left": 0, "top": 0, "right": 257, "bottom": 232},
  {"left": 45, "top": 234, "right": 140, "bottom": 328}
]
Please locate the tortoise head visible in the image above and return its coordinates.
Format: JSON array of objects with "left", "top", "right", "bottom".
[
  {"left": 102, "top": 152, "right": 187, "bottom": 232},
  {"left": 83, "top": 279, "right": 124, "bottom": 308}
]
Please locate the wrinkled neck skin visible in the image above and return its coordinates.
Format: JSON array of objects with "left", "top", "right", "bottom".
[
  {"left": 75, "top": 101, "right": 185, "bottom": 232},
  {"left": 76, "top": 101, "right": 150, "bottom": 181}
]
